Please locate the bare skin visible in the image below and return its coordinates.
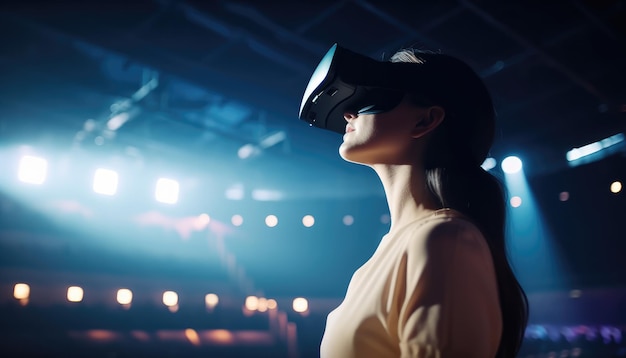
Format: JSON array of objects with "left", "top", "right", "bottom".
[{"left": 339, "top": 97, "right": 446, "bottom": 233}]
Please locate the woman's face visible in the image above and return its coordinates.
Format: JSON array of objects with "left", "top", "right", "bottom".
[{"left": 339, "top": 97, "right": 433, "bottom": 165}]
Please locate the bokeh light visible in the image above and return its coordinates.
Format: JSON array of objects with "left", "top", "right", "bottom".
[
  {"left": 194, "top": 213, "right": 211, "bottom": 230},
  {"left": 292, "top": 297, "right": 308, "bottom": 313},
  {"left": 231, "top": 214, "right": 243, "bottom": 226},
  {"left": 245, "top": 296, "right": 259, "bottom": 311},
  {"left": 610, "top": 181, "right": 622, "bottom": 194},
  {"left": 481, "top": 157, "right": 497, "bottom": 171},
  {"left": 162, "top": 291, "right": 178, "bottom": 307},
  {"left": 185, "top": 328, "right": 201, "bottom": 346},
  {"left": 116, "top": 288, "right": 133, "bottom": 305},
  {"left": 559, "top": 191, "right": 570, "bottom": 202},
  {"left": 342, "top": 215, "right": 354, "bottom": 226},
  {"left": 510, "top": 196, "right": 522, "bottom": 208},
  {"left": 265, "top": 215, "right": 278, "bottom": 227},
  {"left": 18, "top": 155, "right": 48, "bottom": 184},
  {"left": 302, "top": 215, "right": 315, "bottom": 227},
  {"left": 13, "top": 283, "right": 30, "bottom": 300},
  {"left": 205, "top": 293, "right": 219, "bottom": 309},
  {"left": 67, "top": 286, "right": 84, "bottom": 303},
  {"left": 502, "top": 156, "right": 523, "bottom": 174},
  {"left": 257, "top": 297, "right": 268, "bottom": 312},
  {"left": 155, "top": 178, "right": 180, "bottom": 204},
  {"left": 93, "top": 168, "right": 119, "bottom": 196}
]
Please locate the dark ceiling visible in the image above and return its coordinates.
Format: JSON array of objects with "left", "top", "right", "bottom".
[{"left": 1, "top": 0, "right": 625, "bottom": 199}]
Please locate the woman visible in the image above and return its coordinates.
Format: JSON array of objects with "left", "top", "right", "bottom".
[{"left": 307, "top": 47, "right": 528, "bottom": 357}]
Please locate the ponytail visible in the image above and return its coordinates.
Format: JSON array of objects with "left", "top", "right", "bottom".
[
  {"left": 425, "top": 164, "right": 529, "bottom": 357},
  {"left": 390, "top": 48, "right": 529, "bottom": 357}
]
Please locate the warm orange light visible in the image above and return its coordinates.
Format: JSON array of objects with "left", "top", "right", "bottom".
[
  {"left": 13, "top": 283, "right": 30, "bottom": 300},
  {"left": 86, "top": 330, "right": 116, "bottom": 342},
  {"left": 67, "top": 286, "right": 84, "bottom": 302},
  {"left": 205, "top": 293, "right": 219, "bottom": 309},
  {"left": 185, "top": 328, "right": 201, "bottom": 346},
  {"left": 611, "top": 181, "right": 622, "bottom": 193},
  {"left": 207, "top": 329, "right": 234, "bottom": 344},
  {"left": 257, "top": 297, "right": 268, "bottom": 312},
  {"left": 292, "top": 297, "right": 308, "bottom": 313},
  {"left": 267, "top": 299, "right": 277, "bottom": 310},
  {"left": 116, "top": 288, "right": 133, "bottom": 305},
  {"left": 245, "top": 296, "right": 259, "bottom": 311},
  {"left": 162, "top": 291, "right": 178, "bottom": 307}
]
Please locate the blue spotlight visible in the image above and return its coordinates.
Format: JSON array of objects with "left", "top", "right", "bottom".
[
  {"left": 481, "top": 157, "right": 497, "bottom": 171},
  {"left": 93, "top": 168, "right": 119, "bottom": 196},
  {"left": 155, "top": 178, "right": 180, "bottom": 204},
  {"left": 18, "top": 155, "right": 48, "bottom": 185},
  {"left": 501, "top": 156, "right": 523, "bottom": 174}
]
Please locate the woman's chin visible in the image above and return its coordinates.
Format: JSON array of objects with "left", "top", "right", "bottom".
[{"left": 339, "top": 145, "right": 366, "bottom": 165}]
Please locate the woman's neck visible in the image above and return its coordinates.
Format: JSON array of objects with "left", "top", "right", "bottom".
[{"left": 371, "top": 163, "right": 441, "bottom": 233}]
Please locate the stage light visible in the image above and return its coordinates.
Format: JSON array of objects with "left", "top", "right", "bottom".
[
  {"left": 13, "top": 283, "right": 30, "bottom": 300},
  {"left": 207, "top": 329, "right": 234, "bottom": 344},
  {"left": 481, "top": 157, "right": 497, "bottom": 171},
  {"left": 162, "top": 291, "right": 178, "bottom": 307},
  {"left": 231, "top": 214, "right": 244, "bottom": 226},
  {"left": 611, "top": 181, "right": 622, "bottom": 194},
  {"left": 67, "top": 286, "right": 84, "bottom": 302},
  {"left": 194, "top": 213, "right": 211, "bottom": 230},
  {"left": 185, "top": 328, "right": 201, "bottom": 346},
  {"left": 155, "top": 178, "right": 179, "bottom": 204},
  {"left": 18, "top": 155, "right": 48, "bottom": 184},
  {"left": 302, "top": 215, "right": 315, "bottom": 227},
  {"left": 566, "top": 133, "right": 624, "bottom": 162},
  {"left": 292, "top": 297, "right": 308, "bottom": 313},
  {"left": 116, "top": 288, "right": 133, "bottom": 305},
  {"left": 267, "top": 299, "right": 277, "bottom": 310},
  {"left": 93, "top": 168, "right": 119, "bottom": 196},
  {"left": 107, "top": 112, "right": 131, "bottom": 131},
  {"left": 343, "top": 215, "right": 354, "bottom": 226},
  {"left": 245, "top": 296, "right": 259, "bottom": 311},
  {"left": 510, "top": 196, "right": 522, "bottom": 208},
  {"left": 257, "top": 297, "right": 268, "bottom": 312},
  {"left": 265, "top": 215, "right": 278, "bottom": 228},
  {"left": 501, "top": 156, "right": 522, "bottom": 174},
  {"left": 252, "top": 189, "right": 283, "bottom": 201},
  {"left": 205, "top": 293, "right": 219, "bottom": 309},
  {"left": 225, "top": 184, "right": 244, "bottom": 200},
  {"left": 238, "top": 144, "right": 259, "bottom": 159}
]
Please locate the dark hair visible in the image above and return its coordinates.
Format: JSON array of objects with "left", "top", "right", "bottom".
[{"left": 390, "top": 49, "right": 529, "bottom": 357}]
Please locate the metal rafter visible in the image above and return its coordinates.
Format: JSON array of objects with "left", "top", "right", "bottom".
[
  {"left": 353, "top": 0, "right": 450, "bottom": 54},
  {"left": 177, "top": 2, "right": 311, "bottom": 74},
  {"left": 459, "top": 0, "right": 610, "bottom": 104},
  {"left": 370, "top": 5, "right": 465, "bottom": 58},
  {"left": 220, "top": 1, "right": 327, "bottom": 55}
]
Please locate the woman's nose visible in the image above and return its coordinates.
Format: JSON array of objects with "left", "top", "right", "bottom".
[{"left": 343, "top": 111, "right": 357, "bottom": 121}]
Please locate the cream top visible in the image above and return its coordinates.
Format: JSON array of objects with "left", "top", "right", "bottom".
[{"left": 320, "top": 209, "right": 502, "bottom": 358}]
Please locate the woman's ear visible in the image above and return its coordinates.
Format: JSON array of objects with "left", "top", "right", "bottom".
[{"left": 411, "top": 106, "right": 445, "bottom": 138}]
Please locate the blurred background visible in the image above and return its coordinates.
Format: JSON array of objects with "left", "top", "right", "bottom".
[{"left": 1, "top": 0, "right": 625, "bottom": 357}]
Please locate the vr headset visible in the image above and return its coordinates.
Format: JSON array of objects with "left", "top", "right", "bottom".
[{"left": 298, "top": 43, "right": 439, "bottom": 134}]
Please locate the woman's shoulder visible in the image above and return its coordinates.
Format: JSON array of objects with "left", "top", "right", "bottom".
[{"left": 401, "top": 209, "right": 487, "bottom": 254}]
